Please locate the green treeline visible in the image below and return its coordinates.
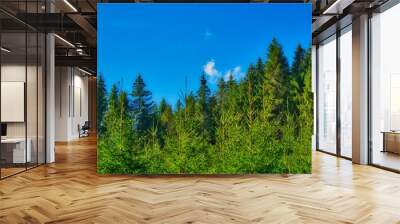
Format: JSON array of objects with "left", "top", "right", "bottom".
[{"left": 97, "top": 39, "right": 313, "bottom": 174}]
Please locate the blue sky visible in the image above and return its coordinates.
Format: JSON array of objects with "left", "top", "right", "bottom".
[{"left": 98, "top": 3, "right": 311, "bottom": 105}]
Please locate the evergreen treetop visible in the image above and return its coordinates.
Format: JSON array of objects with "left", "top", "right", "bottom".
[{"left": 131, "top": 73, "right": 155, "bottom": 133}]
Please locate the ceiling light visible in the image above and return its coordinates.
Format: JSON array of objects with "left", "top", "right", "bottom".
[
  {"left": 63, "top": 0, "right": 78, "bottom": 12},
  {"left": 322, "top": 0, "right": 355, "bottom": 15},
  {"left": 323, "top": 0, "right": 341, "bottom": 14},
  {"left": 54, "top": 34, "right": 75, "bottom": 48},
  {"left": 1, "top": 47, "right": 11, "bottom": 53},
  {"left": 76, "top": 48, "right": 86, "bottom": 56},
  {"left": 78, "top": 67, "right": 93, "bottom": 76}
]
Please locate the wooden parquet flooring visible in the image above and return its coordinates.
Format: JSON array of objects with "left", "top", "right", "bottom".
[{"left": 1, "top": 136, "right": 400, "bottom": 223}]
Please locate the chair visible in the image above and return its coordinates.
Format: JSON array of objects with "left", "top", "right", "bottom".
[{"left": 79, "top": 121, "right": 90, "bottom": 138}]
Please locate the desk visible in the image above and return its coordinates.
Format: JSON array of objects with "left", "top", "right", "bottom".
[
  {"left": 381, "top": 131, "right": 400, "bottom": 154},
  {"left": 1, "top": 138, "right": 31, "bottom": 163}
]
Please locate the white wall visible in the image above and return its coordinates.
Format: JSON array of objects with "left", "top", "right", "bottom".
[
  {"left": 1, "top": 63, "right": 46, "bottom": 164},
  {"left": 72, "top": 72, "right": 89, "bottom": 138},
  {"left": 55, "top": 66, "right": 69, "bottom": 141},
  {"left": 1, "top": 65, "right": 27, "bottom": 143},
  {"left": 55, "top": 67, "right": 89, "bottom": 141},
  {"left": 1, "top": 65, "right": 38, "bottom": 137}
]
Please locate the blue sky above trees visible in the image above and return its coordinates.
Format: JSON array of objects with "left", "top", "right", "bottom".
[{"left": 98, "top": 3, "right": 311, "bottom": 105}]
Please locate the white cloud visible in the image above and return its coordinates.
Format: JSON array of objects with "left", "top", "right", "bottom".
[
  {"left": 204, "top": 29, "right": 213, "bottom": 39},
  {"left": 202, "top": 60, "right": 244, "bottom": 83},
  {"left": 203, "top": 59, "right": 220, "bottom": 78},
  {"left": 224, "top": 66, "right": 244, "bottom": 81}
]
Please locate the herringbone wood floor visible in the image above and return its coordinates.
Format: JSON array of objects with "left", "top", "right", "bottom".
[{"left": 1, "top": 136, "right": 400, "bottom": 224}]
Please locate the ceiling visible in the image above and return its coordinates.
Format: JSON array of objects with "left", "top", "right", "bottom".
[{"left": 311, "top": 0, "right": 391, "bottom": 43}]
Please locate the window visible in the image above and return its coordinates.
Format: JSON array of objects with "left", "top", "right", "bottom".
[
  {"left": 370, "top": 2, "right": 400, "bottom": 171},
  {"left": 0, "top": 1, "right": 46, "bottom": 179},
  {"left": 317, "top": 35, "right": 337, "bottom": 154},
  {"left": 339, "top": 26, "right": 352, "bottom": 158}
]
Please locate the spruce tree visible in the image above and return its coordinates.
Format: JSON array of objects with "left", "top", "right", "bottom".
[
  {"left": 158, "top": 98, "right": 173, "bottom": 138},
  {"left": 197, "top": 73, "right": 211, "bottom": 110},
  {"left": 292, "top": 48, "right": 312, "bottom": 173},
  {"left": 217, "top": 78, "right": 226, "bottom": 102},
  {"left": 225, "top": 73, "right": 240, "bottom": 112},
  {"left": 117, "top": 90, "right": 136, "bottom": 169},
  {"left": 288, "top": 44, "right": 306, "bottom": 114},
  {"left": 244, "top": 65, "right": 257, "bottom": 128},
  {"left": 131, "top": 74, "right": 155, "bottom": 134},
  {"left": 298, "top": 48, "right": 313, "bottom": 133},
  {"left": 254, "top": 58, "right": 265, "bottom": 91},
  {"left": 97, "top": 74, "right": 107, "bottom": 135},
  {"left": 98, "top": 84, "right": 121, "bottom": 173},
  {"left": 197, "top": 73, "right": 212, "bottom": 141},
  {"left": 176, "top": 99, "right": 182, "bottom": 112},
  {"left": 255, "top": 58, "right": 264, "bottom": 77},
  {"left": 159, "top": 98, "right": 173, "bottom": 125},
  {"left": 108, "top": 84, "right": 120, "bottom": 118},
  {"left": 185, "top": 92, "right": 196, "bottom": 118},
  {"left": 263, "top": 38, "right": 290, "bottom": 121},
  {"left": 253, "top": 58, "right": 265, "bottom": 112},
  {"left": 226, "top": 73, "right": 236, "bottom": 90},
  {"left": 291, "top": 44, "right": 305, "bottom": 79}
]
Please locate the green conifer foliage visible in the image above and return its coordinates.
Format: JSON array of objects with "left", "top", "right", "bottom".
[
  {"left": 97, "top": 74, "right": 108, "bottom": 135},
  {"left": 263, "top": 38, "right": 290, "bottom": 122},
  {"left": 196, "top": 73, "right": 213, "bottom": 142},
  {"left": 97, "top": 39, "right": 312, "bottom": 174},
  {"left": 289, "top": 44, "right": 306, "bottom": 115},
  {"left": 131, "top": 74, "right": 155, "bottom": 134}
]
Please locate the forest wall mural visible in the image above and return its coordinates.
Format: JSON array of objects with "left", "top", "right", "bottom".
[{"left": 97, "top": 3, "right": 312, "bottom": 174}]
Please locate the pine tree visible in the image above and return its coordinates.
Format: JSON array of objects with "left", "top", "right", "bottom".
[
  {"left": 97, "top": 74, "right": 107, "bottom": 135},
  {"left": 131, "top": 74, "right": 155, "bottom": 134},
  {"left": 254, "top": 58, "right": 265, "bottom": 92},
  {"left": 255, "top": 58, "right": 264, "bottom": 78},
  {"left": 158, "top": 98, "right": 174, "bottom": 143},
  {"left": 197, "top": 73, "right": 212, "bottom": 141},
  {"left": 117, "top": 90, "right": 136, "bottom": 169},
  {"left": 197, "top": 74, "right": 211, "bottom": 106},
  {"left": 159, "top": 98, "right": 173, "bottom": 127},
  {"left": 262, "top": 38, "right": 290, "bottom": 122},
  {"left": 208, "top": 94, "right": 218, "bottom": 144},
  {"left": 226, "top": 73, "right": 236, "bottom": 90},
  {"left": 185, "top": 92, "right": 196, "bottom": 119},
  {"left": 291, "top": 44, "right": 305, "bottom": 79},
  {"left": 244, "top": 65, "right": 256, "bottom": 126},
  {"left": 290, "top": 48, "right": 312, "bottom": 173},
  {"left": 252, "top": 58, "right": 265, "bottom": 113},
  {"left": 217, "top": 77, "right": 226, "bottom": 105},
  {"left": 98, "top": 84, "right": 122, "bottom": 173},
  {"left": 176, "top": 99, "right": 182, "bottom": 112},
  {"left": 298, "top": 49, "right": 313, "bottom": 134},
  {"left": 108, "top": 84, "right": 120, "bottom": 119},
  {"left": 289, "top": 44, "right": 306, "bottom": 114}
]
